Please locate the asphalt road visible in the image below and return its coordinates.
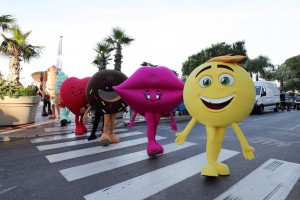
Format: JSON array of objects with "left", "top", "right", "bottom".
[{"left": 0, "top": 110, "right": 299, "bottom": 200}]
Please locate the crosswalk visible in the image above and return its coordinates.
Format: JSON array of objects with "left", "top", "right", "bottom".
[{"left": 31, "top": 128, "right": 300, "bottom": 200}]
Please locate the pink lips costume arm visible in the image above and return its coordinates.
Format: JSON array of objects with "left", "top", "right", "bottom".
[
  {"left": 113, "top": 66, "right": 184, "bottom": 156},
  {"left": 60, "top": 77, "right": 91, "bottom": 135}
]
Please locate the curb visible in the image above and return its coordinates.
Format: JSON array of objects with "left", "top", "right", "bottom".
[{"left": 0, "top": 115, "right": 191, "bottom": 142}]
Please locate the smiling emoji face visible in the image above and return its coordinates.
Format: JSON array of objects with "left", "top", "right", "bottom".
[{"left": 184, "top": 55, "right": 255, "bottom": 126}]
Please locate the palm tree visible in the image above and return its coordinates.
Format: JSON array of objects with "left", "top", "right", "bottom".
[
  {"left": 141, "top": 61, "right": 158, "bottom": 67},
  {"left": 92, "top": 41, "right": 114, "bottom": 71},
  {"left": 245, "top": 55, "right": 273, "bottom": 81},
  {"left": 0, "top": 25, "right": 43, "bottom": 85},
  {"left": 244, "top": 58, "right": 256, "bottom": 79},
  {"left": 0, "top": 15, "right": 15, "bottom": 31},
  {"left": 106, "top": 27, "right": 134, "bottom": 71},
  {"left": 274, "top": 64, "right": 292, "bottom": 89}
]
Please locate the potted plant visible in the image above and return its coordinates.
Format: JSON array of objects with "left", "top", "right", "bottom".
[{"left": 0, "top": 15, "right": 43, "bottom": 126}]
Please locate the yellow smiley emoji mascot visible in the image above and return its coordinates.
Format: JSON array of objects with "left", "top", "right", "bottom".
[{"left": 176, "top": 55, "right": 255, "bottom": 177}]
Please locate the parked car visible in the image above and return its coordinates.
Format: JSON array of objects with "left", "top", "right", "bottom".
[{"left": 253, "top": 81, "right": 280, "bottom": 114}]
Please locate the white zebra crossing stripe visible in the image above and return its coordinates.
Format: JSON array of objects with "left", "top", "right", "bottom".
[
  {"left": 83, "top": 149, "right": 239, "bottom": 200},
  {"left": 30, "top": 128, "right": 127, "bottom": 143},
  {"left": 36, "top": 132, "right": 144, "bottom": 151},
  {"left": 46, "top": 136, "right": 166, "bottom": 163},
  {"left": 60, "top": 142, "right": 196, "bottom": 181},
  {"left": 214, "top": 159, "right": 300, "bottom": 200}
]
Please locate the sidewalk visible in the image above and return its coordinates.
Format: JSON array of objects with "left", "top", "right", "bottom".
[{"left": 0, "top": 103, "right": 191, "bottom": 142}]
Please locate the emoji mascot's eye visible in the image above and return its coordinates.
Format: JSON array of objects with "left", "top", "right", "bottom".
[
  {"left": 156, "top": 94, "right": 161, "bottom": 100},
  {"left": 144, "top": 94, "right": 150, "bottom": 100},
  {"left": 78, "top": 91, "right": 81, "bottom": 94},
  {"left": 70, "top": 91, "right": 74, "bottom": 94},
  {"left": 219, "top": 74, "right": 234, "bottom": 86},
  {"left": 199, "top": 76, "right": 212, "bottom": 87}
]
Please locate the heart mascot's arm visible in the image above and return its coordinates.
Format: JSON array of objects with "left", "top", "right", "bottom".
[
  {"left": 169, "top": 112, "right": 177, "bottom": 131},
  {"left": 175, "top": 117, "right": 197, "bottom": 144}
]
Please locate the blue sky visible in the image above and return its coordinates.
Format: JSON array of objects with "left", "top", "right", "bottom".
[{"left": 1, "top": 0, "right": 300, "bottom": 85}]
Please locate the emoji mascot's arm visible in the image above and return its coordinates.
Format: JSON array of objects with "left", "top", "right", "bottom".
[
  {"left": 169, "top": 112, "right": 177, "bottom": 131},
  {"left": 128, "top": 110, "right": 137, "bottom": 129},
  {"left": 175, "top": 117, "right": 197, "bottom": 144},
  {"left": 231, "top": 123, "right": 255, "bottom": 160}
]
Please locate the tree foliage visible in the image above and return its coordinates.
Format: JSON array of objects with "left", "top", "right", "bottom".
[
  {"left": 0, "top": 25, "right": 43, "bottom": 85},
  {"left": 0, "top": 15, "right": 15, "bottom": 31},
  {"left": 285, "top": 54, "right": 300, "bottom": 77},
  {"left": 106, "top": 27, "right": 134, "bottom": 71},
  {"left": 92, "top": 41, "right": 114, "bottom": 71},
  {"left": 181, "top": 41, "right": 247, "bottom": 76},
  {"left": 245, "top": 55, "right": 273, "bottom": 81}
]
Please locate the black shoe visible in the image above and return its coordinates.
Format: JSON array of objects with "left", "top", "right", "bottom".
[
  {"left": 287, "top": 109, "right": 291, "bottom": 111},
  {"left": 87, "top": 134, "right": 97, "bottom": 141},
  {"left": 42, "top": 110, "right": 48, "bottom": 116},
  {"left": 48, "top": 109, "right": 53, "bottom": 115},
  {"left": 60, "top": 119, "right": 67, "bottom": 126}
]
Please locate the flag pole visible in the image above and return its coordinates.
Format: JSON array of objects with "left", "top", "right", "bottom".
[{"left": 56, "top": 36, "right": 63, "bottom": 70}]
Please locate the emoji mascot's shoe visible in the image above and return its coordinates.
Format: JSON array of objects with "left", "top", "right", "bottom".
[
  {"left": 75, "top": 124, "right": 85, "bottom": 135},
  {"left": 48, "top": 115, "right": 56, "bottom": 119},
  {"left": 99, "top": 132, "right": 111, "bottom": 146},
  {"left": 108, "top": 133, "right": 119, "bottom": 144},
  {"left": 87, "top": 134, "right": 97, "bottom": 141},
  {"left": 201, "top": 164, "right": 218, "bottom": 177},
  {"left": 147, "top": 140, "right": 164, "bottom": 157},
  {"left": 81, "top": 124, "right": 87, "bottom": 133},
  {"left": 42, "top": 110, "right": 48, "bottom": 116},
  {"left": 60, "top": 119, "right": 67, "bottom": 126},
  {"left": 48, "top": 109, "right": 53, "bottom": 115},
  {"left": 216, "top": 162, "right": 230, "bottom": 176}
]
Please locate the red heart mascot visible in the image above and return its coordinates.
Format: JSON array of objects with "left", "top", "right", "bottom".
[{"left": 60, "top": 77, "right": 90, "bottom": 135}]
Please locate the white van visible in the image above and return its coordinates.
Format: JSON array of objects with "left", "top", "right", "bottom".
[{"left": 253, "top": 81, "right": 280, "bottom": 114}]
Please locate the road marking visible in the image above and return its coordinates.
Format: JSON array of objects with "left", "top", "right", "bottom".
[
  {"left": 60, "top": 142, "right": 196, "bottom": 181},
  {"left": 83, "top": 149, "right": 239, "bottom": 200},
  {"left": 0, "top": 186, "right": 17, "bottom": 195},
  {"left": 251, "top": 116, "right": 272, "bottom": 121},
  {"left": 44, "top": 126, "right": 72, "bottom": 132},
  {"left": 215, "top": 159, "right": 300, "bottom": 200},
  {"left": 288, "top": 124, "right": 300, "bottom": 130},
  {"left": 46, "top": 136, "right": 166, "bottom": 163},
  {"left": 36, "top": 131, "right": 144, "bottom": 151},
  {"left": 30, "top": 128, "right": 127, "bottom": 143}
]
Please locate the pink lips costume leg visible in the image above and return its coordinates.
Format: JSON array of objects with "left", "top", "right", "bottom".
[
  {"left": 145, "top": 112, "right": 164, "bottom": 156},
  {"left": 113, "top": 66, "right": 184, "bottom": 157}
]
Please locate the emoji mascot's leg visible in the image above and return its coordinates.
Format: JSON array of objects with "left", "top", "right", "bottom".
[
  {"left": 99, "top": 114, "right": 112, "bottom": 146},
  {"left": 108, "top": 113, "right": 119, "bottom": 143},
  {"left": 88, "top": 110, "right": 102, "bottom": 141},
  {"left": 145, "top": 112, "right": 163, "bottom": 157},
  {"left": 201, "top": 126, "right": 218, "bottom": 176},
  {"left": 47, "top": 100, "right": 52, "bottom": 115},
  {"left": 42, "top": 98, "right": 48, "bottom": 116},
  {"left": 79, "top": 114, "right": 87, "bottom": 133},
  {"left": 74, "top": 115, "right": 84, "bottom": 135},
  {"left": 215, "top": 127, "right": 230, "bottom": 175},
  {"left": 60, "top": 107, "right": 71, "bottom": 126},
  {"left": 48, "top": 98, "right": 57, "bottom": 119}
]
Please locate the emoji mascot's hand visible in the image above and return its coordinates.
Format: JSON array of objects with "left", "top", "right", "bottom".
[
  {"left": 175, "top": 131, "right": 188, "bottom": 145},
  {"left": 242, "top": 145, "right": 255, "bottom": 160}
]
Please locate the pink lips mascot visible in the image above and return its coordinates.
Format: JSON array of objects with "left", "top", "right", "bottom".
[
  {"left": 113, "top": 66, "right": 184, "bottom": 156},
  {"left": 60, "top": 77, "right": 91, "bottom": 135}
]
